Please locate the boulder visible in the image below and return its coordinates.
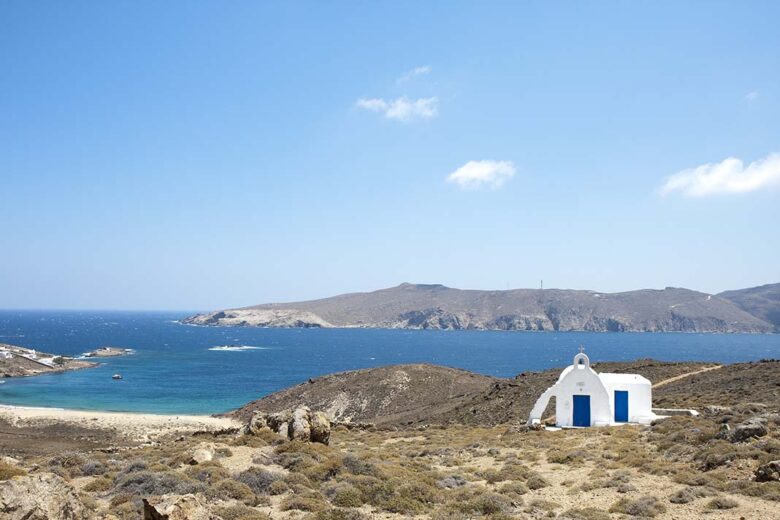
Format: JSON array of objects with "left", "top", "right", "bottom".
[
  {"left": 187, "top": 443, "right": 215, "bottom": 465},
  {"left": 755, "top": 460, "right": 780, "bottom": 482},
  {"left": 244, "top": 407, "right": 331, "bottom": 445},
  {"left": 245, "top": 412, "right": 267, "bottom": 435},
  {"left": 0, "top": 473, "right": 88, "bottom": 520},
  {"left": 290, "top": 406, "right": 312, "bottom": 441},
  {"left": 310, "top": 411, "right": 331, "bottom": 444},
  {"left": 143, "top": 494, "right": 222, "bottom": 520},
  {"left": 730, "top": 417, "right": 768, "bottom": 443}
]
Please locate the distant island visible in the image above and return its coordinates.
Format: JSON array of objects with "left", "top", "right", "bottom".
[{"left": 182, "top": 282, "right": 780, "bottom": 333}]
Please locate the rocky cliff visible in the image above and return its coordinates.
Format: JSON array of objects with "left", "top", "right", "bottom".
[{"left": 183, "top": 283, "right": 774, "bottom": 333}]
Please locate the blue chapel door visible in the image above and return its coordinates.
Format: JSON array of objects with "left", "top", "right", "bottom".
[
  {"left": 614, "top": 390, "right": 629, "bottom": 422},
  {"left": 572, "top": 395, "right": 591, "bottom": 427}
]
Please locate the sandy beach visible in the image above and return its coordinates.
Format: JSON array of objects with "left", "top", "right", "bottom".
[{"left": 0, "top": 404, "right": 241, "bottom": 456}]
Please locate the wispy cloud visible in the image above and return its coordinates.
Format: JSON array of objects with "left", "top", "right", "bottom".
[
  {"left": 745, "top": 91, "right": 760, "bottom": 102},
  {"left": 397, "top": 66, "right": 431, "bottom": 84},
  {"left": 658, "top": 153, "right": 780, "bottom": 197},
  {"left": 355, "top": 96, "right": 439, "bottom": 122},
  {"left": 447, "top": 160, "right": 516, "bottom": 190}
]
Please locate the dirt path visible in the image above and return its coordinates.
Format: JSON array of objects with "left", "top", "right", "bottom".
[{"left": 652, "top": 364, "right": 722, "bottom": 388}]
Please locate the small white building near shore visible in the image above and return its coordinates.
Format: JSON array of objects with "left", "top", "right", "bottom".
[{"left": 527, "top": 350, "right": 655, "bottom": 428}]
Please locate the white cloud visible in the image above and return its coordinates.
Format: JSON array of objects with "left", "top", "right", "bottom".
[
  {"left": 447, "top": 160, "right": 516, "bottom": 190},
  {"left": 397, "top": 66, "right": 431, "bottom": 84},
  {"left": 745, "top": 91, "right": 760, "bottom": 102},
  {"left": 659, "top": 153, "right": 780, "bottom": 197},
  {"left": 355, "top": 96, "right": 438, "bottom": 122}
]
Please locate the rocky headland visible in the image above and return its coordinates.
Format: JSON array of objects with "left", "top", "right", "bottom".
[
  {"left": 82, "top": 346, "right": 134, "bottom": 358},
  {"left": 183, "top": 282, "right": 777, "bottom": 333},
  {"left": 0, "top": 343, "right": 96, "bottom": 378}
]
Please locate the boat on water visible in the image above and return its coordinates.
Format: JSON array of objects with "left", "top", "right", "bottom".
[{"left": 112, "top": 373, "right": 123, "bottom": 380}]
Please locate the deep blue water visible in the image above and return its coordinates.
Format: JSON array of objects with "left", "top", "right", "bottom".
[{"left": 0, "top": 311, "right": 778, "bottom": 415}]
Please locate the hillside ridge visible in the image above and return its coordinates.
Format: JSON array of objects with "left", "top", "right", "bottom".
[{"left": 183, "top": 282, "right": 775, "bottom": 333}]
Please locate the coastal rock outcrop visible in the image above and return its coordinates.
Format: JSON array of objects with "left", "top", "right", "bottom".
[
  {"left": 182, "top": 309, "right": 332, "bottom": 328},
  {"left": 142, "top": 493, "right": 221, "bottom": 520},
  {"left": 0, "top": 343, "right": 97, "bottom": 378},
  {"left": 244, "top": 406, "right": 331, "bottom": 444},
  {"left": 0, "top": 473, "right": 88, "bottom": 520}
]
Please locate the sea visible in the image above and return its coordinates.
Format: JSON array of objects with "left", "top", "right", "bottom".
[{"left": 0, "top": 310, "right": 778, "bottom": 415}]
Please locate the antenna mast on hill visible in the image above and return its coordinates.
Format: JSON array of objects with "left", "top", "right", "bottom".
[{"left": 540, "top": 279, "right": 543, "bottom": 290}]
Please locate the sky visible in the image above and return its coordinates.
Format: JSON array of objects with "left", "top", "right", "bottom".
[{"left": 1, "top": 2, "right": 779, "bottom": 310}]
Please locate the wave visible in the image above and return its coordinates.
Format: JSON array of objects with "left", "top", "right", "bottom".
[{"left": 208, "top": 345, "right": 268, "bottom": 352}]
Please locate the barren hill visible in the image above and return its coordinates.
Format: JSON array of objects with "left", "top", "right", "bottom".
[
  {"left": 184, "top": 282, "right": 773, "bottom": 333},
  {"left": 227, "top": 359, "right": 776, "bottom": 427},
  {"left": 720, "top": 282, "right": 780, "bottom": 332}
]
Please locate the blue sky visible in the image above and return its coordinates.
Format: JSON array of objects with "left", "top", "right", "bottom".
[{"left": 1, "top": 2, "right": 779, "bottom": 310}]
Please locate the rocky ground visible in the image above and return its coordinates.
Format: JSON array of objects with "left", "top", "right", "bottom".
[{"left": 0, "top": 359, "right": 778, "bottom": 519}]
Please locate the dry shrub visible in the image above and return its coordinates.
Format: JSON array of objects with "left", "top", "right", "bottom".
[
  {"left": 209, "top": 478, "right": 258, "bottom": 505},
  {"left": 454, "top": 493, "right": 513, "bottom": 515},
  {"left": 280, "top": 496, "right": 329, "bottom": 512},
  {"left": 236, "top": 467, "right": 281, "bottom": 494},
  {"left": 610, "top": 496, "right": 666, "bottom": 517},
  {"left": 185, "top": 461, "right": 229, "bottom": 484},
  {"left": 284, "top": 471, "right": 314, "bottom": 489},
  {"left": 268, "top": 479, "right": 289, "bottom": 495},
  {"left": 83, "top": 476, "right": 112, "bottom": 492},
  {"left": 668, "top": 486, "right": 715, "bottom": 504},
  {"left": 329, "top": 483, "right": 363, "bottom": 507},
  {"left": 0, "top": 461, "right": 26, "bottom": 480},
  {"left": 341, "top": 453, "right": 379, "bottom": 477},
  {"left": 214, "top": 504, "right": 270, "bottom": 520},
  {"left": 113, "top": 470, "right": 205, "bottom": 496},
  {"left": 437, "top": 475, "right": 467, "bottom": 489},
  {"left": 498, "top": 481, "right": 528, "bottom": 498},
  {"left": 559, "top": 507, "right": 611, "bottom": 520},
  {"left": 526, "top": 474, "right": 549, "bottom": 490},
  {"left": 547, "top": 449, "right": 588, "bottom": 465},
  {"left": 303, "top": 457, "right": 345, "bottom": 482},
  {"left": 305, "top": 509, "right": 368, "bottom": 520},
  {"left": 707, "top": 496, "right": 739, "bottom": 509}
]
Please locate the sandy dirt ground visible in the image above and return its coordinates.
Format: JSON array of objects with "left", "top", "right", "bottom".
[{"left": 0, "top": 405, "right": 240, "bottom": 456}]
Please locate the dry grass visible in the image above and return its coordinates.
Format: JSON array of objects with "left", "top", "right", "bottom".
[{"left": 9, "top": 403, "right": 780, "bottom": 519}]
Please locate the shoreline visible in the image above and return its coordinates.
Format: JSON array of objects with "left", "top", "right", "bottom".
[{"left": 0, "top": 402, "right": 241, "bottom": 443}]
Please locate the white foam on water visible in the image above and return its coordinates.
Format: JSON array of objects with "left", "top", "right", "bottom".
[{"left": 208, "top": 345, "right": 268, "bottom": 352}]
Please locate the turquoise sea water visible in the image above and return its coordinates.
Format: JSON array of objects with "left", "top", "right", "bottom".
[{"left": 0, "top": 311, "right": 778, "bottom": 415}]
